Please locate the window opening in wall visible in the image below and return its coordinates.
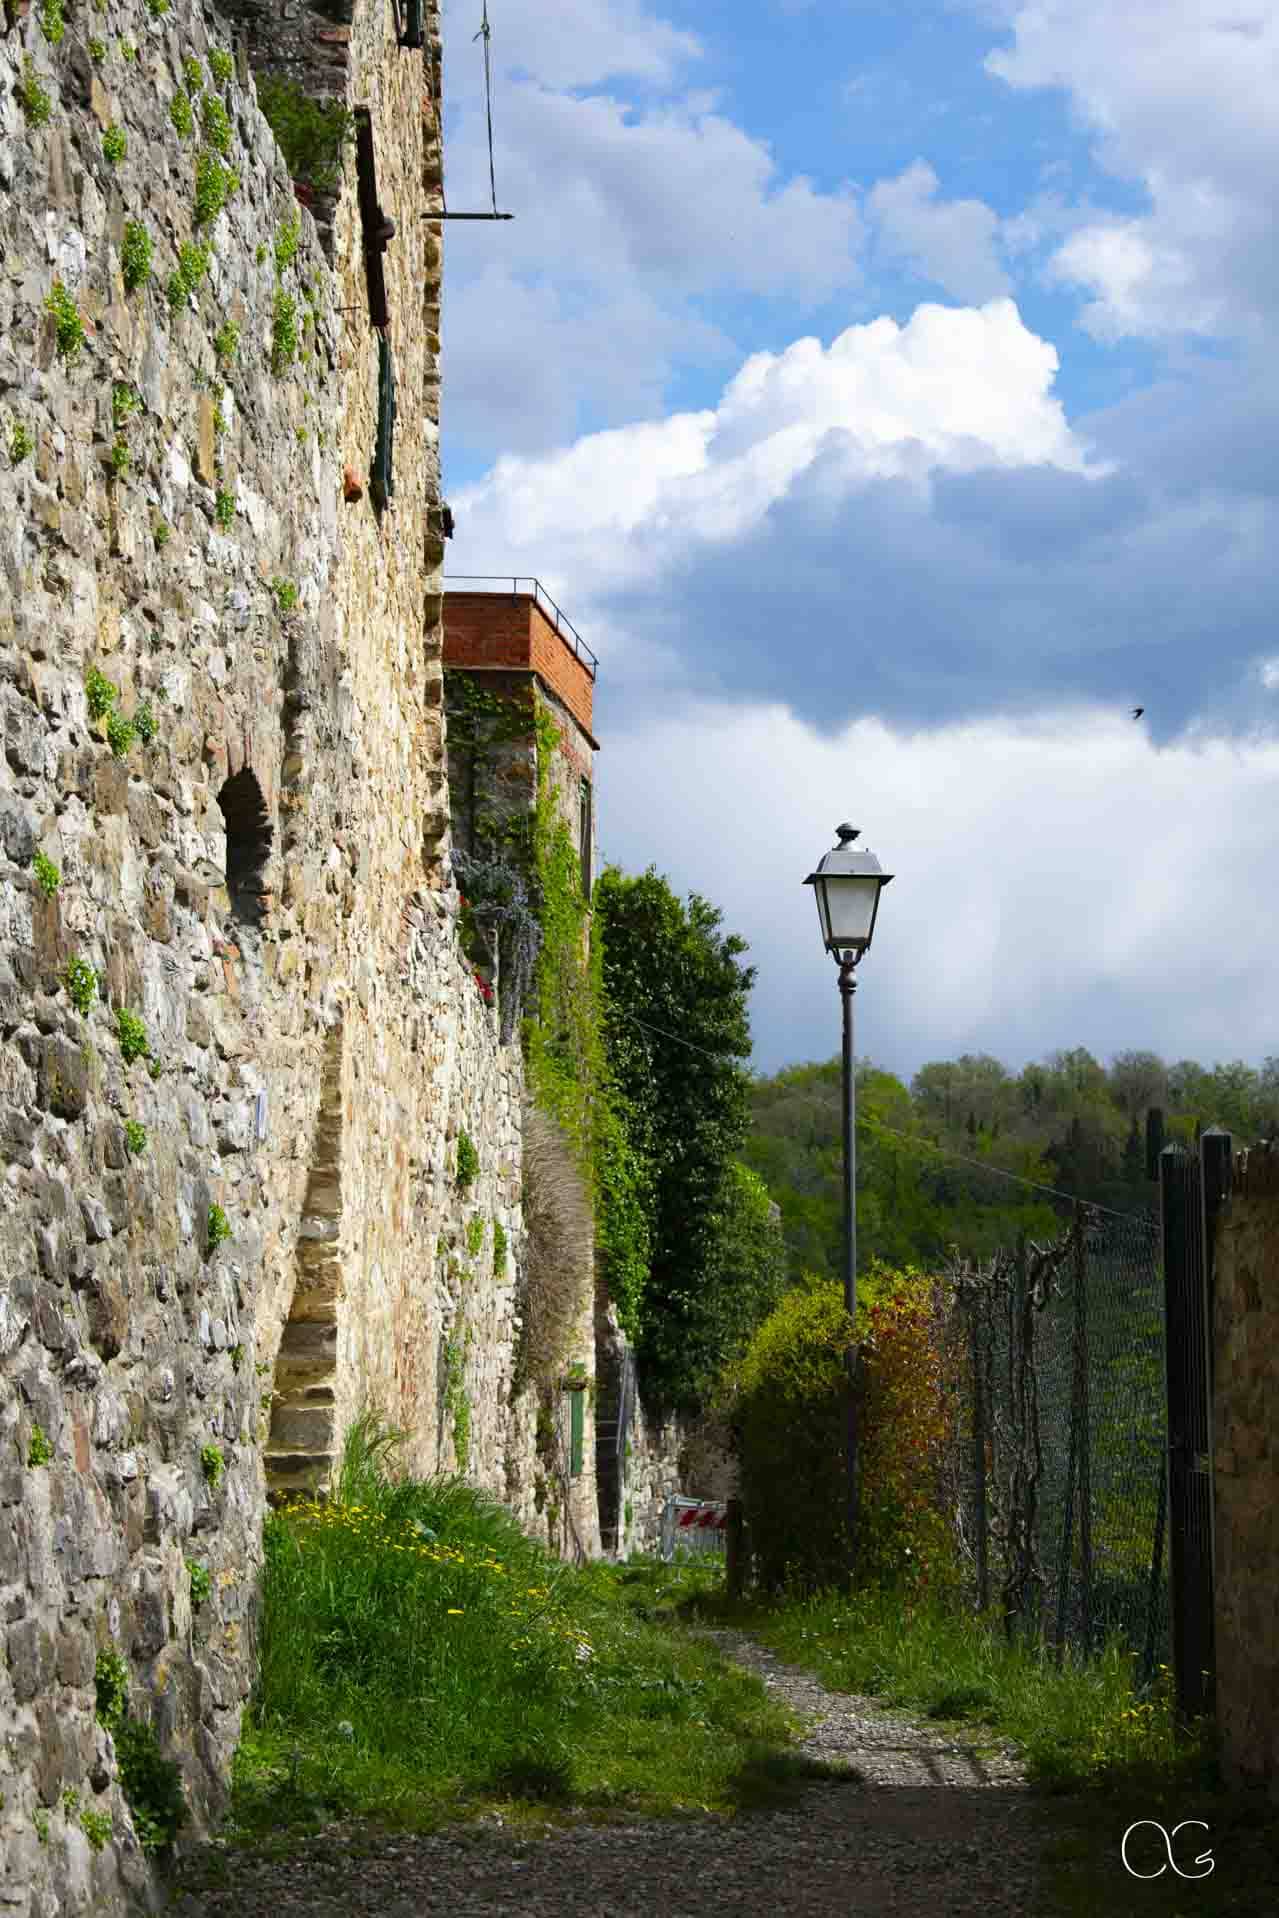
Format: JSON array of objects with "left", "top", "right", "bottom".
[
  {"left": 578, "top": 777, "right": 592, "bottom": 899},
  {"left": 217, "top": 768, "right": 273, "bottom": 928},
  {"left": 393, "top": 0, "right": 423, "bottom": 48},
  {"left": 371, "top": 330, "right": 397, "bottom": 513},
  {"left": 354, "top": 107, "right": 392, "bottom": 329}
]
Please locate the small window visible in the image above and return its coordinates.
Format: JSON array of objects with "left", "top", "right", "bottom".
[
  {"left": 353, "top": 107, "right": 391, "bottom": 330},
  {"left": 578, "top": 777, "right": 592, "bottom": 898},
  {"left": 217, "top": 768, "right": 273, "bottom": 927}
]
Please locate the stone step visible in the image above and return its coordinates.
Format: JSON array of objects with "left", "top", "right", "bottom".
[
  {"left": 264, "top": 1451, "right": 334, "bottom": 1502},
  {"left": 277, "top": 1320, "right": 339, "bottom": 1358},
  {"left": 268, "top": 1404, "right": 336, "bottom": 1451}
]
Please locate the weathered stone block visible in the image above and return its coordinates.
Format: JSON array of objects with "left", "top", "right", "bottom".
[
  {"left": 8, "top": 1615, "right": 54, "bottom": 1703},
  {"left": 86, "top": 1271, "right": 129, "bottom": 1360}
]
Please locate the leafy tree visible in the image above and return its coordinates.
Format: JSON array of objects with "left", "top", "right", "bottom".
[
  {"left": 595, "top": 866, "right": 756, "bottom": 1407},
  {"left": 744, "top": 1057, "right": 1057, "bottom": 1280},
  {"left": 678, "top": 1162, "right": 787, "bottom": 1402},
  {"left": 1107, "top": 1049, "right": 1168, "bottom": 1122}
]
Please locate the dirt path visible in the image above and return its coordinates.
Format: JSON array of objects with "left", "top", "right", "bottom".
[{"left": 168, "top": 1627, "right": 1074, "bottom": 1916}]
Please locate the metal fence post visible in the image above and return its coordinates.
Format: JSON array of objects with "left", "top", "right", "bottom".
[
  {"left": 970, "top": 1299, "right": 989, "bottom": 1614},
  {"left": 1074, "top": 1205, "right": 1094, "bottom": 1652},
  {"left": 1141, "top": 1453, "right": 1168, "bottom": 1695},
  {"left": 1053, "top": 1339, "right": 1078, "bottom": 1665},
  {"left": 1198, "top": 1126, "right": 1231, "bottom": 1722},
  {"left": 1160, "top": 1140, "right": 1215, "bottom": 1730}
]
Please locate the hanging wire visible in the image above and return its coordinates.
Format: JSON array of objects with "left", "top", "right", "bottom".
[
  {"left": 603, "top": 1004, "right": 1154, "bottom": 1223},
  {"left": 473, "top": 0, "right": 499, "bottom": 216}
]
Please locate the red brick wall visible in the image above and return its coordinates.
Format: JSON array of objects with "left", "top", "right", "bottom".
[{"left": 445, "top": 592, "right": 595, "bottom": 740}]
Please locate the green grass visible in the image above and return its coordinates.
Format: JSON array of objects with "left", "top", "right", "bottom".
[
  {"left": 194, "top": 148, "right": 233, "bottom": 226},
  {"left": 694, "top": 1579, "right": 1279, "bottom": 1917},
  {"left": 715, "top": 1582, "right": 1198, "bottom": 1792},
  {"left": 167, "top": 239, "right": 211, "bottom": 310},
  {"left": 202, "top": 90, "right": 232, "bottom": 157},
  {"left": 211, "top": 1416, "right": 831, "bottom": 1860}
]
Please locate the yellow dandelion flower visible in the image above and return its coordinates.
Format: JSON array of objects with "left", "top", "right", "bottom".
[{"left": 447, "top": 1608, "right": 464, "bottom": 1615}]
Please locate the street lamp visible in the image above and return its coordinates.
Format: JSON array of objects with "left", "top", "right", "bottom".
[{"left": 803, "top": 824, "right": 894, "bottom": 1579}]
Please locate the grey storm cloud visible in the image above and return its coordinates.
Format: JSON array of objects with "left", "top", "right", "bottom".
[{"left": 587, "top": 372, "right": 1279, "bottom": 752}]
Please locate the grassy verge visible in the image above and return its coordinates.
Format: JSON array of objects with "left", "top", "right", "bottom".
[
  {"left": 674, "top": 1579, "right": 1278, "bottom": 1916},
  {"left": 212, "top": 1419, "right": 839, "bottom": 1858}
]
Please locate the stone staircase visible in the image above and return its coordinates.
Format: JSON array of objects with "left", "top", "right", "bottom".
[{"left": 264, "top": 1026, "right": 344, "bottom": 1502}]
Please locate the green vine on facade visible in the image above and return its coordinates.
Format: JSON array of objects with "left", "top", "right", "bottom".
[
  {"left": 444, "top": 1329, "right": 471, "bottom": 1468},
  {"left": 444, "top": 672, "right": 651, "bottom": 1344}
]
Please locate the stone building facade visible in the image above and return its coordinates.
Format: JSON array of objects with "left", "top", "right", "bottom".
[
  {"left": 0, "top": 0, "right": 568, "bottom": 1908},
  {"left": 443, "top": 583, "right": 601, "bottom": 1561},
  {"left": 0, "top": 2, "right": 699, "bottom": 1908}
]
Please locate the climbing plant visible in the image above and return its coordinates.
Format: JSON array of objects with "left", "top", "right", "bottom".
[
  {"left": 444, "top": 672, "right": 650, "bottom": 1343},
  {"left": 594, "top": 865, "right": 757, "bottom": 1407}
]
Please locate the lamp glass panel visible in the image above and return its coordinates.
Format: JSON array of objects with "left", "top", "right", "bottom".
[{"left": 820, "top": 872, "right": 879, "bottom": 948}]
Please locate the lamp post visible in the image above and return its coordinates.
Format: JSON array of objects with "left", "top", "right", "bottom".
[{"left": 804, "top": 824, "right": 893, "bottom": 1580}]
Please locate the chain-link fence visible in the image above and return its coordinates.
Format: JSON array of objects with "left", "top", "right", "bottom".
[{"left": 935, "top": 1201, "right": 1167, "bottom": 1681}]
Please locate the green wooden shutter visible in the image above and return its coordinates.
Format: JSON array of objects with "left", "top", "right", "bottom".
[
  {"left": 569, "top": 1387, "right": 584, "bottom": 1478},
  {"left": 371, "top": 331, "right": 396, "bottom": 510}
]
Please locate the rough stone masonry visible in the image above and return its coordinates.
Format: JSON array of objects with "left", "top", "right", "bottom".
[{"left": 0, "top": 0, "right": 616, "bottom": 1908}]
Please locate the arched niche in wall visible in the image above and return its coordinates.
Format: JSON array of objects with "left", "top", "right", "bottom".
[{"left": 217, "top": 766, "right": 274, "bottom": 928}]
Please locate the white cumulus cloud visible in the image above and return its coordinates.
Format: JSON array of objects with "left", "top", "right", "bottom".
[
  {"left": 987, "top": 0, "right": 1279, "bottom": 340},
  {"left": 597, "top": 699, "right": 1279, "bottom": 1079},
  {"left": 867, "top": 161, "right": 1011, "bottom": 303},
  {"left": 450, "top": 297, "right": 1094, "bottom": 604}
]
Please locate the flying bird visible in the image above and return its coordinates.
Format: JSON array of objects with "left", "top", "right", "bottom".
[{"left": 1131, "top": 706, "right": 1144, "bottom": 719}]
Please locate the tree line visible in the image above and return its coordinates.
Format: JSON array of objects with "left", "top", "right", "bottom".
[{"left": 593, "top": 861, "right": 1276, "bottom": 1409}]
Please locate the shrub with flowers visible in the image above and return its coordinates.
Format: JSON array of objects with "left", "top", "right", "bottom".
[
  {"left": 855, "top": 1263, "right": 959, "bottom": 1595},
  {"left": 729, "top": 1261, "right": 959, "bottom": 1595}
]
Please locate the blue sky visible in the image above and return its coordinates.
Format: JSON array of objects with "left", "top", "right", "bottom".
[{"left": 439, "top": 0, "right": 1279, "bottom": 1089}]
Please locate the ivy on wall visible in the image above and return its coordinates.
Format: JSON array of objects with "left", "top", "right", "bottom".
[{"left": 443, "top": 673, "right": 650, "bottom": 1342}]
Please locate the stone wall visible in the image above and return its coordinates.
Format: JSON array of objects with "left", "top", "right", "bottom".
[
  {"left": 594, "top": 1302, "right": 737, "bottom": 1559},
  {"left": 0, "top": 0, "right": 567, "bottom": 1909},
  {"left": 0, "top": 0, "right": 715, "bottom": 1903},
  {"left": 1213, "top": 1146, "right": 1279, "bottom": 1804}
]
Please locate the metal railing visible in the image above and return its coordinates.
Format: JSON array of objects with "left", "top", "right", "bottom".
[{"left": 444, "top": 575, "right": 599, "bottom": 680}]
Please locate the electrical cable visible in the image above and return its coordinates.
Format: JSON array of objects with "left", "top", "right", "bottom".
[
  {"left": 605, "top": 1006, "right": 1156, "bottom": 1226},
  {"left": 473, "top": 0, "right": 498, "bottom": 217}
]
